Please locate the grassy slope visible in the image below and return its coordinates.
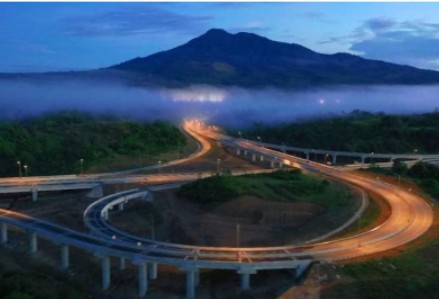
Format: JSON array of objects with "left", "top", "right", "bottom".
[{"left": 179, "top": 170, "right": 352, "bottom": 212}]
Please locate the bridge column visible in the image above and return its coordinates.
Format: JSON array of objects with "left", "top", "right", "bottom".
[
  {"left": 138, "top": 262, "right": 148, "bottom": 297},
  {"left": 118, "top": 257, "right": 126, "bottom": 270},
  {"left": 194, "top": 269, "right": 200, "bottom": 286},
  {"left": 251, "top": 153, "right": 256, "bottom": 162},
  {"left": 118, "top": 203, "right": 124, "bottom": 211},
  {"left": 332, "top": 154, "right": 337, "bottom": 165},
  {"left": 148, "top": 262, "right": 157, "bottom": 280},
  {"left": 29, "top": 232, "right": 37, "bottom": 254},
  {"left": 61, "top": 244, "right": 69, "bottom": 269},
  {"left": 361, "top": 155, "right": 365, "bottom": 165},
  {"left": 32, "top": 188, "right": 38, "bottom": 202},
  {"left": 103, "top": 210, "right": 109, "bottom": 220},
  {"left": 238, "top": 269, "right": 257, "bottom": 290},
  {"left": 185, "top": 269, "right": 196, "bottom": 299},
  {"left": 260, "top": 155, "right": 264, "bottom": 162},
  {"left": 236, "top": 148, "right": 241, "bottom": 156},
  {"left": 1, "top": 222, "right": 7, "bottom": 245},
  {"left": 244, "top": 150, "right": 247, "bottom": 156},
  {"left": 270, "top": 161, "right": 275, "bottom": 168},
  {"left": 305, "top": 152, "right": 310, "bottom": 160},
  {"left": 101, "top": 256, "right": 111, "bottom": 291}
]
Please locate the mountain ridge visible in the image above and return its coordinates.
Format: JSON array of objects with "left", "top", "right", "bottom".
[{"left": 2, "top": 28, "right": 439, "bottom": 88}]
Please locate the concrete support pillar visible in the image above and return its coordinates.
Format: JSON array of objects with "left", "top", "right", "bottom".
[
  {"left": 244, "top": 150, "right": 247, "bottom": 156},
  {"left": 240, "top": 273, "right": 251, "bottom": 290},
  {"left": 238, "top": 269, "right": 257, "bottom": 290},
  {"left": 270, "top": 161, "right": 275, "bottom": 168},
  {"left": 138, "top": 262, "right": 148, "bottom": 297},
  {"left": 195, "top": 270, "right": 200, "bottom": 286},
  {"left": 260, "top": 155, "right": 264, "bottom": 162},
  {"left": 118, "top": 203, "right": 124, "bottom": 211},
  {"left": 101, "top": 256, "right": 111, "bottom": 291},
  {"left": 361, "top": 155, "right": 365, "bottom": 164},
  {"left": 251, "top": 153, "right": 256, "bottom": 162},
  {"left": 305, "top": 152, "right": 310, "bottom": 160},
  {"left": 236, "top": 148, "right": 241, "bottom": 156},
  {"left": 186, "top": 270, "right": 196, "bottom": 299},
  {"left": 118, "top": 257, "right": 126, "bottom": 270},
  {"left": 332, "top": 154, "right": 337, "bottom": 165},
  {"left": 148, "top": 262, "right": 157, "bottom": 280},
  {"left": 29, "top": 232, "right": 37, "bottom": 254},
  {"left": 61, "top": 244, "right": 69, "bottom": 269},
  {"left": 32, "top": 188, "right": 38, "bottom": 202},
  {"left": 1, "top": 222, "right": 7, "bottom": 245},
  {"left": 103, "top": 210, "right": 109, "bottom": 221}
]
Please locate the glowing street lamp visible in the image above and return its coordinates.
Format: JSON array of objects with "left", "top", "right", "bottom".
[
  {"left": 17, "top": 160, "right": 22, "bottom": 178},
  {"left": 257, "top": 136, "right": 262, "bottom": 143},
  {"left": 158, "top": 160, "right": 162, "bottom": 174},
  {"left": 24, "top": 164, "right": 28, "bottom": 177}
]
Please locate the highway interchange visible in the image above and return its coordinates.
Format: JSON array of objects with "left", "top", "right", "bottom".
[{"left": 0, "top": 120, "right": 435, "bottom": 298}]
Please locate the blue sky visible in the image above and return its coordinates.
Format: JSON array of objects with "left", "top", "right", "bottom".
[{"left": 1, "top": 2, "right": 439, "bottom": 72}]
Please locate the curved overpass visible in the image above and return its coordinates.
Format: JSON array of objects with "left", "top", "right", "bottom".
[{"left": 0, "top": 120, "right": 434, "bottom": 299}]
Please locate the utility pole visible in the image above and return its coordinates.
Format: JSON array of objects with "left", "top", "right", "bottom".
[
  {"left": 236, "top": 223, "right": 240, "bottom": 248},
  {"left": 80, "top": 158, "right": 84, "bottom": 175},
  {"left": 17, "top": 161, "right": 22, "bottom": 178}
]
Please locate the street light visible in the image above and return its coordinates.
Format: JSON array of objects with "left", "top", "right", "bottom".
[
  {"left": 238, "top": 131, "right": 242, "bottom": 139},
  {"left": 79, "top": 158, "right": 84, "bottom": 175},
  {"left": 17, "top": 160, "right": 22, "bottom": 178},
  {"left": 236, "top": 223, "right": 240, "bottom": 248},
  {"left": 257, "top": 136, "right": 262, "bottom": 143},
  {"left": 217, "top": 158, "right": 221, "bottom": 173},
  {"left": 158, "top": 160, "right": 162, "bottom": 174},
  {"left": 24, "top": 164, "right": 28, "bottom": 177}
]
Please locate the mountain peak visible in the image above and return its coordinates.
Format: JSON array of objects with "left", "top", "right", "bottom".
[{"left": 110, "top": 28, "right": 439, "bottom": 88}]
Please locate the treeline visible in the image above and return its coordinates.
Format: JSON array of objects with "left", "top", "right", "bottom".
[
  {"left": 234, "top": 110, "right": 439, "bottom": 153},
  {"left": 0, "top": 111, "right": 185, "bottom": 177}
]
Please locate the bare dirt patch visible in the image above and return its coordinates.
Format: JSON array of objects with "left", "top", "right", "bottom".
[{"left": 111, "top": 187, "right": 360, "bottom": 247}]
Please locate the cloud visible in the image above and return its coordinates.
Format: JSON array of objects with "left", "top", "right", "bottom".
[
  {"left": 322, "top": 17, "right": 439, "bottom": 70},
  {"left": 64, "top": 7, "right": 212, "bottom": 37}
]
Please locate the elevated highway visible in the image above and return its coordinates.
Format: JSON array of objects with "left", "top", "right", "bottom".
[{"left": 0, "top": 120, "right": 435, "bottom": 298}]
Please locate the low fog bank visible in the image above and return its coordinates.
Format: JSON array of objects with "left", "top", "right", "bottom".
[{"left": 0, "top": 79, "right": 438, "bottom": 127}]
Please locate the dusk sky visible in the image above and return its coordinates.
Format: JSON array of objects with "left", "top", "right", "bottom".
[{"left": 2, "top": 2, "right": 439, "bottom": 73}]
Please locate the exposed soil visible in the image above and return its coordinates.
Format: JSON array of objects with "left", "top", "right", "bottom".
[{"left": 110, "top": 186, "right": 361, "bottom": 247}]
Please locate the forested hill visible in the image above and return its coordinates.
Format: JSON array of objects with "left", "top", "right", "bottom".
[
  {"left": 235, "top": 111, "right": 439, "bottom": 154},
  {"left": 0, "top": 112, "right": 185, "bottom": 177}
]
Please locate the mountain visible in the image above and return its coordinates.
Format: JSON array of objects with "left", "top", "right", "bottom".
[{"left": 109, "top": 28, "right": 439, "bottom": 88}]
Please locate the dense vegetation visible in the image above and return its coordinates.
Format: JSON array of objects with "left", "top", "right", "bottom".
[
  {"left": 0, "top": 111, "right": 185, "bottom": 176},
  {"left": 179, "top": 169, "right": 351, "bottom": 210},
  {"left": 0, "top": 264, "right": 86, "bottom": 299},
  {"left": 235, "top": 111, "right": 439, "bottom": 154}
]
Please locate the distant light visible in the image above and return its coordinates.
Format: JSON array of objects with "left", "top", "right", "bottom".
[
  {"left": 166, "top": 86, "right": 227, "bottom": 103},
  {"left": 319, "top": 98, "right": 325, "bottom": 105}
]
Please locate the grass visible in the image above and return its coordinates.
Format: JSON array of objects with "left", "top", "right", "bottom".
[{"left": 179, "top": 169, "right": 353, "bottom": 211}]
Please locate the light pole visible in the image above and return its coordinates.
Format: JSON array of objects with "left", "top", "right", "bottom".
[
  {"left": 257, "top": 136, "right": 261, "bottom": 143},
  {"left": 80, "top": 158, "right": 84, "bottom": 175},
  {"left": 236, "top": 223, "right": 240, "bottom": 248},
  {"left": 17, "top": 160, "right": 22, "bottom": 178},
  {"left": 158, "top": 161, "right": 162, "bottom": 174},
  {"left": 24, "top": 165, "right": 28, "bottom": 177},
  {"left": 238, "top": 131, "right": 242, "bottom": 139},
  {"left": 217, "top": 158, "right": 221, "bottom": 173}
]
